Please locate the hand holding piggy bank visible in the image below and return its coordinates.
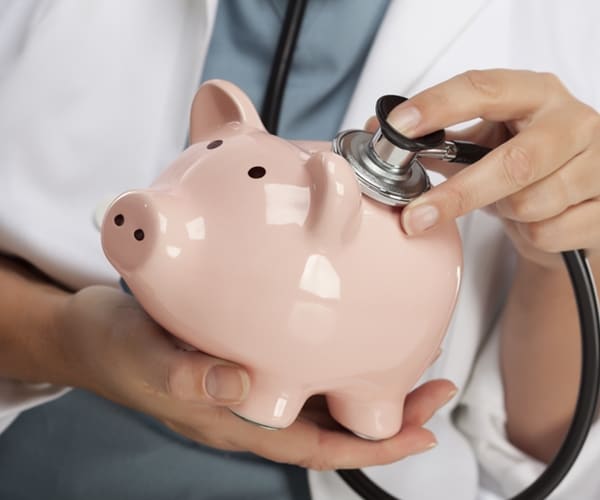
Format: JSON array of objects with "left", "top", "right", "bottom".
[{"left": 101, "top": 80, "right": 461, "bottom": 440}]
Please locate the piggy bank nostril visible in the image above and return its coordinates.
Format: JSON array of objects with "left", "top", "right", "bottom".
[
  {"left": 207, "top": 139, "right": 223, "bottom": 150},
  {"left": 134, "top": 229, "right": 145, "bottom": 241},
  {"left": 114, "top": 214, "right": 125, "bottom": 226}
]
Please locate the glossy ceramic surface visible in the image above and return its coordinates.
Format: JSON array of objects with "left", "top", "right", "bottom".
[{"left": 101, "top": 80, "right": 462, "bottom": 439}]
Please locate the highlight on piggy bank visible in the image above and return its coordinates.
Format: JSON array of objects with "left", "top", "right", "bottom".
[{"left": 101, "top": 79, "right": 462, "bottom": 440}]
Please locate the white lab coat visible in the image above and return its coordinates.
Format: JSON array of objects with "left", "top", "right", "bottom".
[{"left": 1, "top": 1, "right": 600, "bottom": 498}]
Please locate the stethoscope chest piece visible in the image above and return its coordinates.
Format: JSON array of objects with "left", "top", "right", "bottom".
[
  {"left": 333, "top": 94, "right": 492, "bottom": 207},
  {"left": 333, "top": 128, "right": 431, "bottom": 207},
  {"left": 333, "top": 94, "right": 445, "bottom": 207}
]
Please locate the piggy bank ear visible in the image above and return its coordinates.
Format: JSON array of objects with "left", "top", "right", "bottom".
[
  {"left": 305, "top": 151, "right": 362, "bottom": 243},
  {"left": 189, "top": 79, "right": 265, "bottom": 143}
]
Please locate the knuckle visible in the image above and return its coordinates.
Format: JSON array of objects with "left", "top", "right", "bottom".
[
  {"left": 503, "top": 194, "right": 532, "bottom": 220},
  {"left": 555, "top": 168, "right": 574, "bottom": 209},
  {"left": 579, "top": 104, "right": 600, "bottom": 137},
  {"left": 444, "top": 183, "right": 474, "bottom": 216},
  {"left": 164, "top": 361, "right": 178, "bottom": 398},
  {"left": 501, "top": 145, "right": 535, "bottom": 189},
  {"left": 164, "top": 358, "right": 194, "bottom": 401},
  {"left": 523, "top": 222, "right": 559, "bottom": 252},
  {"left": 461, "top": 70, "right": 501, "bottom": 100},
  {"left": 539, "top": 72, "right": 567, "bottom": 99},
  {"left": 297, "top": 454, "right": 330, "bottom": 471},
  {"left": 207, "top": 434, "right": 235, "bottom": 451},
  {"left": 309, "top": 459, "right": 332, "bottom": 472},
  {"left": 299, "top": 431, "right": 335, "bottom": 471},
  {"left": 418, "top": 87, "right": 450, "bottom": 114}
]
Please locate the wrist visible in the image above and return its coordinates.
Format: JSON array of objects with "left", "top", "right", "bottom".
[
  {"left": 516, "top": 251, "right": 600, "bottom": 290},
  {"left": 34, "top": 291, "right": 79, "bottom": 387},
  {"left": 515, "top": 253, "right": 568, "bottom": 283},
  {"left": 505, "top": 254, "right": 574, "bottom": 334},
  {"left": 0, "top": 257, "right": 73, "bottom": 385},
  {"left": 44, "top": 287, "right": 111, "bottom": 392},
  {"left": 47, "top": 286, "right": 145, "bottom": 398}
]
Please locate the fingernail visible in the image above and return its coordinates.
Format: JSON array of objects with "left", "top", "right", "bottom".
[
  {"left": 443, "top": 388, "right": 458, "bottom": 406},
  {"left": 205, "top": 365, "right": 249, "bottom": 403},
  {"left": 403, "top": 204, "right": 439, "bottom": 234},
  {"left": 411, "top": 441, "right": 438, "bottom": 456},
  {"left": 388, "top": 106, "right": 421, "bottom": 137}
]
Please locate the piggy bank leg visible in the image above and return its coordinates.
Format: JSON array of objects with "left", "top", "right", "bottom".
[
  {"left": 229, "top": 374, "right": 306, "bottom": 430},
  {"left": 326, "top": 392, "right": 405, "bottom": 440}
]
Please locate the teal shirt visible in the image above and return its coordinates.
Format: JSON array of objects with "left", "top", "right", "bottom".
[{"left": 201, "top": 0, "right": 389, "bottom": 140}]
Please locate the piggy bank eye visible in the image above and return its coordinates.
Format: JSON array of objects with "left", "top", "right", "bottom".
[
  {"left": 206, "top": 139, "right": 223, "bottom": 150},
  {"left": 248, "top": 166, "right": 266, "bottom": 179},
  {"left": 134, "top": 229, "right": 145, "bottom": 241}
]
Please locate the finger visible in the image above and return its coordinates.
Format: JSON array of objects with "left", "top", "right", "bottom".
[
  {"left": 501, "top": 219, "right": 563, "bottom": 269},
  {"left": 164, "top": 351, "right": 250, "bottom": 405},
  {"left": 367, "top": 114, "right": 508, "bottom": 181},
  {"left": 225, "top": 382, "right": 456, "bottom": 469},
  {"left": 387, "top": 70, "right": 570, "bottom": 138},
  {"left": 233, "top": 416, "right": 437, "bottom": 470},
  {"left": 174, "top": 406, "right": 438, "bottom": 469},
  {"left": 402, "top": 379, "right": 457, "bottom": 426},
  {"left": 495, "top": 150, "right": 598, "bottom": 222},
  {"left": 364, "top": 115, "right": 378, "bottom": 132},
  {"left": 110, "top": 300, "right": 251, "bottom": 406},
  {"left": 423, "top": 120, "right": 508, "bottom": 179},
  {"left": 308, "top": 424, "right": 436, "bottom": 470},
  {"left": 367, "top": 111, "right": 507, "bottom": 148},
  {"left": 445, "top": 120, "right": 510, "bottom": 149},
  {"left": 401, "top": 107, "right": 590, "bottom": 235},
  {"left": 366, "top": 114, "right": 506, "bottom": 155},
  {"left": 513, "top": 199, "right": 600, "bottom": 253}
]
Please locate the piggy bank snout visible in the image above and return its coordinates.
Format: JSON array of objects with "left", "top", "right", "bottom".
[{"left": 101, "top": 191, "right": 158, "bottom": 273}]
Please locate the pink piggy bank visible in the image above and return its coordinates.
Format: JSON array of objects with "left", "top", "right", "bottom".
[{"left": 101, "top": 80, "right": 461, "bottom": 440}]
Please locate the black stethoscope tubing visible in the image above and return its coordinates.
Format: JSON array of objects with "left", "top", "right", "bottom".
[{"left": 260, "top": 2, "right": 600, "bottom": 499}]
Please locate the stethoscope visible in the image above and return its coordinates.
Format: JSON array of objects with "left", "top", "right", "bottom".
[{"left": 259, "top": 1, "right": 600, "bottom": 499}]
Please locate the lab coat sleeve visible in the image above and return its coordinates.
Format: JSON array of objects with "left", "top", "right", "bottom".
[
  {"left": 0, "top": 0, "right": 217, "bottom": 436},
  {"left": 0, "top": 382, "right": 69, "bottom": 435},
  {"left": 0, "top": 0, "right": 72, "bottom": 436},
  {"left": 455, "top": 319, "right": 600, "bottom": 499}
]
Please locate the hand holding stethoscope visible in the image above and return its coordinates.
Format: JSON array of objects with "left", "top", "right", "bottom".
[
  {"left": 382, "top": 69, "right": 600, "bottom": 271},
  {"left": 395, "top": 69, "right": 600, "bottom": 454}
]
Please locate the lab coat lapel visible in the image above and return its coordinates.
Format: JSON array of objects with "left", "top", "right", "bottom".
[{"left": 340, "top": 0, "right": 487, "bottom": 130}]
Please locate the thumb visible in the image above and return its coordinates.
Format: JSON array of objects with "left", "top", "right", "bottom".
[
  {"left": 164, "top": 350, "right": 250, "bottom": 405},
  {"left": 68, "top": 286, "right": 251, "bottom": 407}
]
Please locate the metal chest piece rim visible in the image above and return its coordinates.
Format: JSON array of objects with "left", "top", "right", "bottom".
[{"left": 332, "top": 129, "right": 431, "bottom": 207}]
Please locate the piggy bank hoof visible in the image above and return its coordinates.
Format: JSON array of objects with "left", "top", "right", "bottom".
[
  {"left": 326, "top": 395, "right": 405, "bottom": 440},
  {"left": 229, "top": 409, "right": 282, "bottom": 431},
  {"left": 351, "top": 430, "right": 382, "bottom": 441},
  {"left": 226, "top": 382, "right": 306, "bottom": 430}
]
